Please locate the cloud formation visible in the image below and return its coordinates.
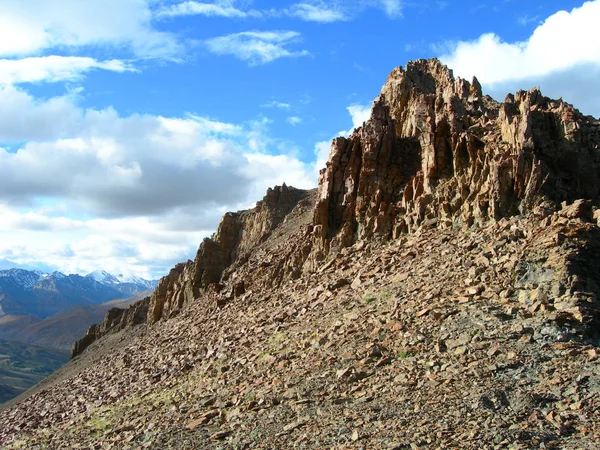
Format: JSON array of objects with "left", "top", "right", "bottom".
[
  {"left": 0, "top": 0, "right": 181, "bottom": 59},
  {"left": 0, "top": 83, "right": 324, "bottom": 278},
  {"left": 205, "top": 31, "right": 310, "bottom": 65},
  {"left": 159, "top": 0, "right": 404, "bottom": 23},
  {"left": 260, "top": 101, "right": 292, "bottom": 109},
  {"left": 439, "top": 0, "right": 600, "bottom": 118},
  {"left": 0, "top": 56, "right": 136, "bottom": 85},
  {"left": 157, "top": 1, "right": 261, "bottom": 19},
  {"left": 440, "top": 1, "right": 600, "bottom": 84},
  {"left": 286, "top": 3, "right": 348, "bottom": 23}
]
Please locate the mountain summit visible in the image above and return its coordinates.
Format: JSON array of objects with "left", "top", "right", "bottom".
[{"left": 1, "top": 59, "right": 599, "bottom": 448}]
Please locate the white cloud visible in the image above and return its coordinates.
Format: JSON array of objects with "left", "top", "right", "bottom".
[
  {"left": 313, "top": 140, "right": 331, "bottom": 179},
  {"left": 157, "top": 1, "right": 261, "bottom": 19},
  {"left": 287, "top": 3, "right": 348, "bottom": 23},
  {"left": 205, "top": 30, "right": 310, "bottom": 65},
  {"left": 261, "top": 100, "right": 292, "bottom": 109},
  {"left": 0, "top": 85, "right": 321, "bottom": 278},
  {"left": 312, "top": 102, "right": 373, "bottom": 180},
  {"left": 0, "top": 205, "right": 207, "bottom": 279},
  {"left": 0, "top": 0, "right": 181, "bottom": 59},
  {"left": 287, "top": 116, "right": 303, "bottom": 125},
  {"left": 347, "top": 103, "right": 372, "bottom": 131},
  {"left": 440, "top": 1, "right": 600, "bottom": 84},
  {"left": 0, "top": 56, "right": 136, "bottom": 85},
  {"left": 377, "top": 0, "right": 403, "bottom": 18},
  {"left": 438, "top": 0, "right": 600, "bottom": 118},
  {"left": 283, "top": 0, "right": 403, "bottom": 22}
]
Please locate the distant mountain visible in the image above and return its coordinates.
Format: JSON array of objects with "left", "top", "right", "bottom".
[
  {"left": 85, "top": 270, "right": 157, "bottom": 294},
  {"left": 0, "top": 269, "right": 158, "bottom": 320},
  {"left": 0, "top": 268, "right": 157, "bottom": 403},
  {"left": 0, "top": 292, "right": 149, "bottom": 350}
]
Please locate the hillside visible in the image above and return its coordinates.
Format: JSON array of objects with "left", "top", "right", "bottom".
[
  {"left": 1, "top": 59, "right": 599, "bottom": 449},
  {"left": 0, "top": 340, "right": 69, "bottom": 405},
  {"left": 0, "top": 292, "right": 150, "bottom": 351}
]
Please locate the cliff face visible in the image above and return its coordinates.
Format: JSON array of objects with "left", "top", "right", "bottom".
[
  {"left": 312, "top": 59, "right": 600, "bottom": 258},
  {"left": 71, "top": 298, "right": 149, "bottom": 358},
  {"left": 146, "top": 184, "right": 311, "bottom": 324}
]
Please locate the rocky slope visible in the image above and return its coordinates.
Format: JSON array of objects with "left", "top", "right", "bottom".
[{"left": 1, "top": 59, "right": 599, "bottom": 449}]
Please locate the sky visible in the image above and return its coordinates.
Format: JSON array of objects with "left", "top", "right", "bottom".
[{"left": 1, "top": 0, "right": 599, "bottom": 279}]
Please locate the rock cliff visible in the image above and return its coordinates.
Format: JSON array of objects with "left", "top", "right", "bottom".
[
  {"left": 312, "top": 59, "right": 600, "bottom": 257},
  {"left": 146, "top": 184, "right": 310, "bottom": 324},
  {"left": 71, "top": 298, "right": 149, "bottom": 358}
]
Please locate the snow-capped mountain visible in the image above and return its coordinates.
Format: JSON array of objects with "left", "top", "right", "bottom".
[
  {"left": 0, "top": 269, "right": 44, "bottom": 289},
  {"left": 0, "top": 269, "right": 158, "bottom": 320},
  {"left": 86, "top": 270, "right": 158, "bottom": 290},
  {"left": 85, "top": 270, "right": 157, "bottom": 290}
]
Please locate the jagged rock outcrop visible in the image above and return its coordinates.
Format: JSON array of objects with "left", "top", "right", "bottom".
[
  {"left": 73, "top": 59, "right": 600, "bottom": 356},
  {"left": 313, "top": 59, "right": 600, "bottom": 259},
  {"left": 147, "top": 184, "right": 310, "bottom": 324},
  {"left": 71, "top": 297, "right": 149, "bottom": 358}
]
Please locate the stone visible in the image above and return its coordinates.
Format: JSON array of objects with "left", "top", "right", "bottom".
[{"left": 560, "top": 199, "right": 593, "bottom": 221}]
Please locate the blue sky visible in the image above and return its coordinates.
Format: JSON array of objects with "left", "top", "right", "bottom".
[{"left": 0, "top": 0, "right": 599, "bottom": 279}]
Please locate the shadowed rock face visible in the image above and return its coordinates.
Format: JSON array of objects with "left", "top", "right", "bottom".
[{"left": 313, "top": 58, "right": 600, "bottom": 253}]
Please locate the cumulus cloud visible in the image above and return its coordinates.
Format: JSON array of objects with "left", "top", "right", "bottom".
[
  {"left": 286, "top": 3, "right": 348, "bottom": 23},
  {"left": 0, "top": 0, "right": 181, "bottom": 59},
  {"left": 205, "top": 30, "right": 310, "bottom": 65},
  {"left": 0, "top": 85, "right": 322, "bottom": 278},
  {"left": 347, "top": 103, "right": 372, "bottom": 131},
  {"left": 0, "top": 102, "right": 312, "bottom": 216},
  {"left": 439, "top": 0, "right": 600, "bottom": 118},
  {"left": 287, "top": 116, "right": 303, "bottom": 125},
  {"left": 0, "top": 56, "right": 136, "bottom": 85},
  {"left": 157, "top": 1, "right": 261, "bottom": 19}
]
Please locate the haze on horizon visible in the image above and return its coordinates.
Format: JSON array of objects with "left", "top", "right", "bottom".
[{"left": 1, "top": 0, "right": 599, "bottom": 279}]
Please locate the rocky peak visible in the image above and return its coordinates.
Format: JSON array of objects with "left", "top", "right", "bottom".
[{"left": 313, "top": 58, "right": 600, "bottom": 259}]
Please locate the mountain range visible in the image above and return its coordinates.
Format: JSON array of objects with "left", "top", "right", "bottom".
[{"left": 0, "top": 269, "right": 157, "bottom": 350}]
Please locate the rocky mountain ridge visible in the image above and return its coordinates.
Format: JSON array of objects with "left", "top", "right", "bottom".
[
  {"left": 2, "top": 58, "right": 600, "bottom": 448},
  {"left": 76, "top": 59, "right": 600, "bottom": 353}
]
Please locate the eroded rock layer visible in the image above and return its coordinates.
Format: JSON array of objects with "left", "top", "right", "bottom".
[
  {"left": 313, "top": 59, "right": 600, "bottom": 254},
  {"left": 146, "top": 184, "right": 310, "bottom": 324}
]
